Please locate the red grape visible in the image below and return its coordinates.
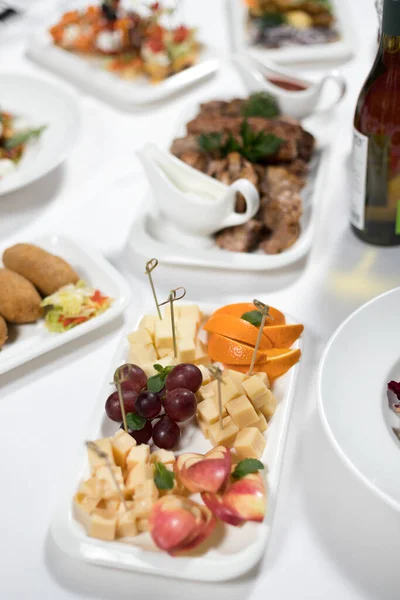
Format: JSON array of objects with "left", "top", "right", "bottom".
[
  {"left": 121, "top": 419, "right": 152, "bottom": 445},
  {"left": 166, "top": 363, "right": 202, "bottom": 393},
  {"left": 163, "top": 388, "right": 197, "bottom": 422},
  {"left": 152, "top": 416, "right": 180, "bottom": 449},
  {"left": 135, "top": 391, "right": 162, "bottom": 419},
  {"left": 105, "top": 389, "right": 137, "bottom": 422},
  {"left": 114, "top": 364, "right": 147, "bottom": 393}
]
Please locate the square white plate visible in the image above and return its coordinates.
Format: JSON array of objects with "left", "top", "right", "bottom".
[
  {"left": 227, "top": 0, "right": 356, "bottom": 65},
  {"left": 51, "top": 302, "right": 302, "bottom": 581},
  {"left": 0, "top": 235, "right": 131, "bottom": 376}
]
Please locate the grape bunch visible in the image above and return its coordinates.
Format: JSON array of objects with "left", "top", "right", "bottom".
[{"left": 105, "top": 362, "right": 203, "bottom": 450}]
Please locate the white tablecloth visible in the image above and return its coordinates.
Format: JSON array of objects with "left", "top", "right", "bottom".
[{"left": 0, "top": 1, "right": 399, "bottom": 598}]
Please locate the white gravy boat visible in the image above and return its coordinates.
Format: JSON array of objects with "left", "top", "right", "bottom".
[
  {"left": 233, "top": 53, "right": 346, "bottom": 121},
  {"left": 137, "top": 144, "right": 260, "bottom": 245}
]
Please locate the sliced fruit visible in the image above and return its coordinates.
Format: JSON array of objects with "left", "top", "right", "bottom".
[
  {"left": 224, "top": 348, "right": 301, "bottom": 379},
  {"left": 263, "top": 324, "right": 304, "bottom": 348},
  {"left": 175, "top": 446, "right": 232, "bottom": 494},
  {"left": 208, "top": 333, "right": 267, "bottom": 366},
  {"left": 213, "top": 303, "right": 286, "bottom": 326},
  {"left": 204, "top": 314, "right": 272, "bottom": 350}
]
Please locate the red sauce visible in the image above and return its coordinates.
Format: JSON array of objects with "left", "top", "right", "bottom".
[{"left": 267, "top": 77, "right": 308, "bottom": 92}]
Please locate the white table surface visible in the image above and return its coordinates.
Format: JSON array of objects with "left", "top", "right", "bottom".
[{"left": 0, "top": 1, "right": 399, "bottom": 599}]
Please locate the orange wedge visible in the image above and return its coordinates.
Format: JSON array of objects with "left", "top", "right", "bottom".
[
  {"left": 204, "top": 314, "right": 272, "bottom": 350},
  {"left": 225, "top": 348, "right": 301, "bottom": 379},
  {"left": 207, "top": 333, "right": 267, "bottom": 365},
  {"left": 213, "top": 302, "right": 286, "bottom": 326},
  {"left": 263, "top": 324, "right": 304, "bottom": 349}
]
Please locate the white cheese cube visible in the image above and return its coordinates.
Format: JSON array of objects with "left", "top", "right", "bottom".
[
  {"left": 179, "top": 305, "right": 202, "bottom": 324},
  {"left": 154, "top": 319, "right": 173, "bottom": 349},
  {"left": 177, "top": 338, "right": 196, "bottom": 362},
  {"left": 128, "top": 343, "right": 157, "bottom": 365},
  {"left": 127, "top": 328, "right": 153, "bottom": 346}
]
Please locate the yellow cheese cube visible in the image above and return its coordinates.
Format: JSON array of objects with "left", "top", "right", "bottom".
[
  {"left": 78, "top": 477, "right": 103, "bottom": 499},
  {"left": 197, "top": 416, "right": 209, "bottom": 439},
  {"left": 150, "top": 449, "right": 175, "bottom": 465},
  {"left": 227, "top": 369, "right": 247, "bottom": 394},
  {"left": 127, "top": 328, "right": 153, "bottom": 346},
  {"left": 126, "top": 445, "right": 150, "bottom": 470},
  {"left": 254, "top": 372, "right": 270, "bottom": 387},
  {"left": 134, "top": 479, "right": 159, "bottom": 502},
  {"left": 95, "top": 466, "right": 125, "bottom": 500},
  {"left": 198, "top": 365, "right": 212, "bottom": 386},
  {"left": 141, "top": 362, "right": 157, "bottom": 377},
  {"left": 242, "top": 376, "right": 271, "bottom": 409},
  {"left": 155, "top": 319, "right": 173, "bottom": 349},
  {"left": 258, "top": 389, "right": 277, "bottom": 419},
  {"left": 164, "top": 305, "right": 181, "bottom": 319},
  {"left": 73, "top": 492, "right": 99, "bottom": 516},
  {"left": 197, "top": 396, "right": 227, "bottom": 424},
  {"left": 116, "top": 502, "right": 137, "bottom": 538},
  {"left": 193, "top": 340, "right": 209, "bottom": 365},
  {"left": 137, "top": 517, "right": 149, "bottom": 532},
  {"left": 226, "top": 395, "right": 259, "bottom": 429},
  {"left": 128, "top": 343, "right": 157, "bottom": 365},
  {"left": 139, "top": 315, "right": 157, "bottom": 338},
  {"left": 87, "top": 508, "right": 117, "bottom": 541},
  {"left": 253, "top": 410, "right": 268, "bottom": 433},
  {"left": 208, "top": 416, "right": 239, "bottom": 448},
  {"left": 111, "top": 429, "right": 136, "bottom": 467},
  {"left": 133, "top": 496, "right": 154, "bottom": 518},
  {"left": 177, "top": 338, "right": 196, "bottom": 362},
  {"left": 105, "top": 499, "right": 120, "bottom": 512},
  {"left": 87, "top": 438, "right": 115, "bottom": 473},
  {"left": 176, "top": 317, "right": 197, "bottom": 341},
  {"left": 197, "top": 380, "right": 217, "bottom": 402},
  {"left": 211, "top": 376, "right": 241, "bottom": 409},
  {"left": 156, "top": 347, "right": 174, "bottom": 359},
  {"left": 125, "top": 463, "right": 154, "bottom": 496},
  {"left": 179, "top": 304, "right": 202, "bottom": 324},
  {"left": 234, "top": 427, "right": 266, "bottom": 459}
]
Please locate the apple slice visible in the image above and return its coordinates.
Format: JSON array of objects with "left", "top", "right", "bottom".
[{"left": 175, "top": 446, "right": 232, "bottom": 494}]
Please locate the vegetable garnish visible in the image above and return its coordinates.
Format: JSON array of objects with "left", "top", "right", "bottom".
[
  {"left": 154, "top": 462, "right": 175, "bottom": 490},
  {"left": 147, "top": 364, "right": 174, "bottom": 393},
  {"left": 241, "top": 310, "right": 264, "bottom": 328},
  {"left": 126, "top": 412, "right": 147, "bottom": 430},
  {"left": 241, "top": 92, "right": 280, "bottom": 119},
  {"left": 41, "top": 280, "right": 113, "bottom": 332},
  {"left": 260, "top": 13, "right": 286, "bottom": 28},
  {"left": 232, "top": 458, "right": 264, "bottom": 480},
  {"left": 4, "top": 126, "right": 46, "bottom": 150}
]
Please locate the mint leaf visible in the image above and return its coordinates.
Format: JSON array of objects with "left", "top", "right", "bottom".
[
  {"left": 241, "top": 93, "right": 280, "bottom": 119},
  {"left": 153, "top": 364, "right": 165, "bottom": 373},
  {"left": 232, "top": 458, "right": 264, "bottom": 479},
  {"left": 126, "top": 412, "right": 146, "bottom": 430},
  {"left": 241, "top": 310, "right": 263, "bottom": 327},
  {"left": 154, "top": 462, "right": 175, "bottom": 490},
  {"left": 147, "top": 364, "right": 174, "bottom": 393},
  {"left": 197, "top": 132, "right": 223, "bottom": 154},
  {"left": 4, "top": 125, "right": 46, "bottom": 150}
]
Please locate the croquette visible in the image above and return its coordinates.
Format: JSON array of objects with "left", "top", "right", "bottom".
[
  {"left": 3, "top": 243, "right": 79, "bottom": 296},
  {"left": 0, "top": 315, "right": 7, "bottom": 348},
  {"left": 0, "top": 269, "right": 43, "bottom": 323}
]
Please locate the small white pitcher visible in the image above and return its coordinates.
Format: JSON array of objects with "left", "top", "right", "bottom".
[
  {"left": 137, "top": 144, "right": 260, "bottom": 245},
  {"left": 233, "top": 54, "right": 346, "bottom": 121}
]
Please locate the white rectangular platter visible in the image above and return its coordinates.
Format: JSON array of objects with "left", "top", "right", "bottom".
[
  {"left": 227, "top": 0, "right": 356, "bottom": 65},
  {"left": 0, "top": 235, "right": 131, "bottom": 376},
  {"left": 51, "top": 302, "right": 302, "bottom": 581}
]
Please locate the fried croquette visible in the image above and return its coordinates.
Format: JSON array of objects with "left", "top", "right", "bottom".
[
  {"left": 0, "top": 269, "right": 43, "bottom": 323},
  {"left": 0, "top": 315, "right": 7, "bottom": 348},
  {"left": 3, "top": 243, "right": 79, "bottom": 296}
]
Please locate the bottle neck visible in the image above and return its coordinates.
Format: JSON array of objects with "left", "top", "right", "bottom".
[
  {"left": 379, "top": 33, "right": 400, "bottom": 67},
  {"left": 382, "top": 0, "right": 400, "bottom": 37}
]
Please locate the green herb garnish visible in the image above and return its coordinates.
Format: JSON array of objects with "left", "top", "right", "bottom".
[
  {"left": 241, "top": 92, "right": 280, "bottom": 119},
  {"left": 232, "top": 458, "right": 264, "bottom": 479},
  {"left": 154, "top": 462, "right": 175, "bottom": 490},
  {"left": 126, "top": 412, "right": 147, "bottom": 430},
  {"left": 241, "top": 310, "right": 264, "bottom": 327},
  {"left": 4, "top": 126, "right": 46, "bottom": 150},
  {"left": 260, "top": 12, "right": 286, "bottom": 28},
  {"left": 147, "top": 364, "right": 174, "bottom": 393},
  {"left": 198, "top": 132, "right": 223, "bottom": 153}
]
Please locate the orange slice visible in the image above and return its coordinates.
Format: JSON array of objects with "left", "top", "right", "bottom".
[
  {"left": 225, "top": 348, "right": 301, "bottom": 379},
  {"left": 204, "top": 314, "right": 272, "bottom": 350},
  {"left": 207, "top": 333, "right": 267, "bottom": 366},
  {"left": 213, "top": 302, "right": 286, "bottom": 326},
  {"left": 263, "top": 324, "right": 304, "bottom": 348}
]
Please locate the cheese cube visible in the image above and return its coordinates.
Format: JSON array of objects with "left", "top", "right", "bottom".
[
  {"left": 258, "top": 389, "right": 277, "bottom": 419},
  {"left": 197, "top": 417, "right": 209, "bottom": 439},
  {"left": 134, "top": 480, "right": 159, "bottom": 502},
  {"left": 155, "top": 319, "right": 173, "bottom": 349},
  {"left": 197, "top": 380, "right": 217, "bottom": 402},
  {"left": 234, "top": 427, "right": 266, "bottom": 459},
  {"left": 105, "top": 498, "right": 120, "bottom": 512},
  {"left": 226, "top": 395, "right": 259, "bottom": 429},
  {"left": 87, "top": 508, "right": 117, "bottom": 541},
  {"left": 156, "top": 347, "right": 174, "bottom": 359},
  {"left": 193, "top": 340, "right": 209, "bottom": 365},
  {"left": 139, "top": 315, "right": 157, "bottom": 338},
  {"left": 227, "top": 369, "right": 247, "bottom": 394},
  {"left": 95, "top": 466, "right": 125, "bottom": 499},
  {"left": 179, "top": 304, "right": 202, "bottom": 324},
  {"left": 87, "top": 438, "right": 115, "bottom": 473},
  {"left": 133, "top": 496, "right": 154, "bottom": 518},
  {"left": 177, "top": 338, "right": 196, "bottom": 362},
  {"left": 141, "top": 362, "right": 157, "bottom": 377},
  {"left": 198, "top": 365, "right": 211, "bottom": 386},
  {"left": 137, "top": 517, "right": 149, "bottom": 532},
  {"left": 111, "top": 429, "right": 136, "bottom": 467},
  {"left": 125, "top": 463, "right": 153, "bottom": 495},
  {"left": 208, "top": 416, "right": 239, "bottom": 448},
  {"left": 74, "top": 492, "right": 99, "bottom": 516},
  {"left": 197, "top": 396, "right": 227, "bottom": 424},
  {"left": 127, "top": 328, "right": 153, "bottom": 346},
  {"left": 242, "top": 376, "right": 271, "bottom": 409},
  {"left": 116, "top": 502, "right": 137, "bottom": 538},
  {"left": 78, "top": 477, "right": 103, "bottom": 499},
  {"left": 128, "top": 343, "right": 157, "bottom": 364},
  {"left": 211, "top": 376, "right": 241, "bottom": 409},
  {"left": 150, "top": 449, "right": 175, "bottom": 465},
  {"left": 164, "top": 305, "right": 181, "bottom": 319},
  {"left": 254, "top": 371, "right": 270, "bottom": 387},
  {"left": 126, "top": 445, "right": 150, "bottom": 470},
  {"left": 253, "top": 410, "right": 268, "bottom": 433},
  {"left": 176, "top": 317, "right": 197, "bottom": 341}
]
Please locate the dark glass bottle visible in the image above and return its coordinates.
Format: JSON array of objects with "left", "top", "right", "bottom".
[{"left": 351, "top": 0, "right": 400, "bottom": 245}]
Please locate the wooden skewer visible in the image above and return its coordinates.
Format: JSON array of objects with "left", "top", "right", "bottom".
[
  {"left": 208, "top": 365, "right": 225, "bottom": 430},
  {"left": 248, "top": 299, "right": 273, "bottom": 377},
  {"left": 158, "top": 287, "right": 186, "bottom": 359},
  {"left": 85, "top": 441, "right": 128, "bottom": 510},
  {"left": 114, "top": 364, "right": 133, "bottom": 432},
  {"left": 145, "top": 258, "right": 162, "bottom": 320}
]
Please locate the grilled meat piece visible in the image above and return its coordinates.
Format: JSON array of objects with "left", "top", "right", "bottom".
[
  {"left": 170, "top": 135, "right": 199, "bottom": 156},
  {"left": 215, "top": 219, "right": 264, "bottom": 253},
  {"left": 179, "top": 151, "right": 208, "bottom": 172},
  {"left": 206, "top": 152, "right": 259, "bottom": 186},
  {"left": 260, "top": 223, "right": 300, "bottom": 254},
  {"left": 199, "top": 99, "right": 245, "bottom": 118}
]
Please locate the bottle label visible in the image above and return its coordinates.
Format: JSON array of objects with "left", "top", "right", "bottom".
[{"left": 351, "top": 129, "right": 369, "bottom": 230}]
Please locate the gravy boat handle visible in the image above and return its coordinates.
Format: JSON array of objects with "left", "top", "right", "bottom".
[
  {"left": 220, "top": 179, "right": 260, "bottom": 229},
  {"left": 315, "top": 70, "right": 347, "bottom": 113}
]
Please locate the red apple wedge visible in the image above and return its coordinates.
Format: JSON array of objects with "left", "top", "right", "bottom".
[{"left": 175, "top": 446, "right": 232, "bottom": 494}]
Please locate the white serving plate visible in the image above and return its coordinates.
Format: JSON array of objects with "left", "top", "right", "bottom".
[
  {"left": 0, "top": 235, "right": 131, "bottom": 376},
  {"left": 0, "top": 74, "right": 80, "bottom": 196},
  {"left": 51, "top": 303, "right": 302, "bottom": 581},
  {"left": 227, "top": 0, "right": 356, "bottom": 65},
  {"left": 128, "top": 99, "right": 331, "bottom": 271},
  {"left": 318, "top": 287, "right": 400, "bottom": 512}
]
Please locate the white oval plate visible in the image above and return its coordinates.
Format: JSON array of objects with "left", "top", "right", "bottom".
[
  {"left": 0, "top": 235, "right": 131, "bottom": 376},
  {"left": 51, "top": 304, "right": 302, "bottom": 581},
  {"left": 0, "top": 74, "right": 81, "bottom": 196},
  {"left": 227, "top": 0, "right": 356, "bottom": 65},
  {"left": 318, "top": 287, "right": 400, "bottom": 512}
]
